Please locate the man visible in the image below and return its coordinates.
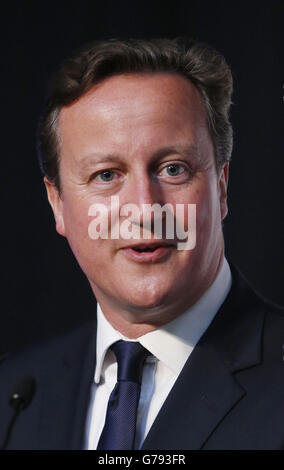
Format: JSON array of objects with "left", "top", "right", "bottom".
[{"left": 0, "top": 38, "right": 283, "bottom": 450}]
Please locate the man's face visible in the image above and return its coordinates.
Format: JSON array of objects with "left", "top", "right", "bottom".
[{"left": 45, "top": 73, "right": 229, "bottom": 333}]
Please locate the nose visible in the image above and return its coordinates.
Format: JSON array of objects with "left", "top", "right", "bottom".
[
  {"left": 120, "top": 171, "right": 164, "bottom": 230},
  {"left": 128, "top": 172, "right": 161, "bottom": 207}
]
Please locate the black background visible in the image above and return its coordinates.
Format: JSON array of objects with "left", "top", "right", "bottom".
[{"left": 1, "top": 1, "right": 283, "bottom": 354}]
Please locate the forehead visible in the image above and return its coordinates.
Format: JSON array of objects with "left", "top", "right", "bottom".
[
  {"left": 60, "top": 72, "right": 205, "bottom": 122},
  {"left": 59, "top": 73, "right": 210, "bottom": 163}
]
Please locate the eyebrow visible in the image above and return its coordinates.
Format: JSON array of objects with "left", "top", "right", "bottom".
[
  {"left": 79, "top": 153, "right": 124, "bottom": 169},
  {"left": 78, "top": 144, "right": 199, "bottom": 169},
  {"left": 151, "top": 144, "right": 199, "bottom": 161}
]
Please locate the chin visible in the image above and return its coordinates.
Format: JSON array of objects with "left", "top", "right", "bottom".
[{"left": 121, "top": 281, "right": 172, "bottom": 311}]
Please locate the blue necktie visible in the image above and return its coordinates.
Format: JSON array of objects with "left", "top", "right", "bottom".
[{"left": 97, "top": 340, "right": 151, "bottom": 450}]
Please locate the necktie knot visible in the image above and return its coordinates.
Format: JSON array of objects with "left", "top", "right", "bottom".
[{"left": 111, "top": 340, "right": 151, "bottom": 384}]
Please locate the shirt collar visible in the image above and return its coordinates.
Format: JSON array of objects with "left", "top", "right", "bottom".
[{"left": 94, "top": 257, "right": 232, "bottom": 383}]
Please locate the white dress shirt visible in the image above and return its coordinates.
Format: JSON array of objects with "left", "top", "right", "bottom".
[{"left": 84, "top": 257, "right": 232, "bottom": 449}]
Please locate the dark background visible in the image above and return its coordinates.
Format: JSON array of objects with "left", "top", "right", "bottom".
[{"left": 1, "top": 1, "right": 283, "bottom": 354}]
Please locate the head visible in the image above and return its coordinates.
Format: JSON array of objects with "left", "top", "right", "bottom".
[{"left": 38, "top": 38, "right": 233, "bottom": 337}]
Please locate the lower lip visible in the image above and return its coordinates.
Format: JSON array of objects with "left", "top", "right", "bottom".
[{"left": 121, "top": 246, "right": 175, "bottom": 263}]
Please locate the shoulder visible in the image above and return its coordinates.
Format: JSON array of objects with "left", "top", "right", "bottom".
[
  {"left": 229, "top": 261, "right": 284, "bottom": 363},
  {"left": 230, "top": 260, "right": 284, "bottom": 315},
  {"left": 0, "top": 318, "right": 97, "bottom": 384},
  {"left": 261, "top": 298, "right": 284, "bottom": 362},
  {"left": 0, "top": 318, "right": 97, "bottom": 449}
]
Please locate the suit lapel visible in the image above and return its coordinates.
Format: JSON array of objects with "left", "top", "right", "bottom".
[
  {"left": 37, "top": 318, "right": 97, "bottom": 450},
  {"left": 142, "top": 265, "right": 265, "bottom": 450}
]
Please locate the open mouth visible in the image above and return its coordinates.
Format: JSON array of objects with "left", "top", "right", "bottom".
[
  {"left": 121, "top": 243, "right": 175, "bottom": 263},
  {"left": 132, "top": 246, "right": 162, "bottom": 252},
  {"left": 131, "top": 244, "right": 174, "bottom": 252}
]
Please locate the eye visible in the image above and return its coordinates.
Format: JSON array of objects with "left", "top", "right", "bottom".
[
  {"left": 159, "top": 163, "right": 187, "bottom": 178},
  {"left": 92, "top": 169, "right": 116, "bottom": 182},
  {"left": 164, "top": 163, "right": 185, "bottom": 176}
]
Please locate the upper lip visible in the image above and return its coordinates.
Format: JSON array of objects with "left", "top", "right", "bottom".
[{"left": 120, "top": 241, "right": 176, "bottom": 249}]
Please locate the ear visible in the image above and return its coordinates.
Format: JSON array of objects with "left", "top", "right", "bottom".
[
  {"left": 44, "top": 176, "right": 66, "bottom": 237},
  {"left": 218, "top": 162, "right": 229, "bottom": 221}
]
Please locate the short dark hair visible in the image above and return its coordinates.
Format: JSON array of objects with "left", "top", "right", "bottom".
[{"left": 37, "top": 37, "right": 233, "bottom": 195}]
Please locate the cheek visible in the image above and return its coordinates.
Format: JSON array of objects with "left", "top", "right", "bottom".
[
  {"left": 197, "top": 188, "right": 222, "bottom": 250},
  {"left": 62, "top": 196, "right": 95, "bottom": 256},
  {"left": 61, "top": 195, "right": 118, "bottom": 273},
  {"left": 187, "top": 179, "right": 221, "bottom": 241}
]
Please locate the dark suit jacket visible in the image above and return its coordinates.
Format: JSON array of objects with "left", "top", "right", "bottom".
[{"left": 0, "top": 264, "right": 284, "bottom": 450}]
